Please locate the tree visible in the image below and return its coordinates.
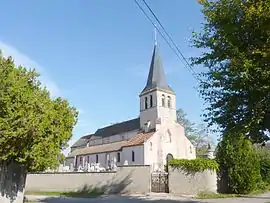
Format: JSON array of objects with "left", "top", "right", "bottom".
[
  {"left": 176, "top": 108, "right": 214, "bottom": 156},
  {"left": 0, "top": 54, "right": 78, "bottom": 203},
  {"left": 216, "top": 133, "right": 262, "bottom": 194},
  {"left": 192, "top": 0, "right": 270, "bottom": 143}
]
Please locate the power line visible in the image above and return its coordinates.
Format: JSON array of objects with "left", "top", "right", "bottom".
[
  {"left": 141, "top": 0, "right": 197, "bottom": 75},
  {"left": 134, "top": 0, "right": 201, "bottom": 82},
  {"left": 133, "top": 0, "right": 188, "bottom": 69}
]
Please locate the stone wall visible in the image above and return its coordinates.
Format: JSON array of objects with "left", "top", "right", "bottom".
[
  {"left": 25, "top": 165, "right": 150, "bottom": 194},
  {"left": 168, "top": 167, "right": 217, "bottom": 195}
]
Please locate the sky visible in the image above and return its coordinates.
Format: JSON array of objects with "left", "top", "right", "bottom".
[{"left": 0, "top": 0, "right": 210, "bottom": 154}]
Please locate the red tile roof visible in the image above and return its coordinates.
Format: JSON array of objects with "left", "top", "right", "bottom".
[{"left": 123, "top": 130, "right": 155, "bottom": 147}]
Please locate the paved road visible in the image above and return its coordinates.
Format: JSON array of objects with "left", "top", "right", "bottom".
[{"left": 25, "top": 193, "right": 270, "bottom": 203}]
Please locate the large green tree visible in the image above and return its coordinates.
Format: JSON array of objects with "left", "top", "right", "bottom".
[
  {"left": 192, "top": 0, "right": 270, "bottom": 143},
  {"left": 0, "top": 54, "right": 78, "bottom": 203}
]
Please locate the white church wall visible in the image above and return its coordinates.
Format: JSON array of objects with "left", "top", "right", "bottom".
[
  {"left": 140, "top": 106, "right": 158, "bottom": 130},
  {"left": 174, "top": 123, "right": 196, "bottom": 159},
  {"left": 76, "top": 151, "right": 122, "bottom": 169},
  {"left": 144, "top": 133, "right": 159, "bottom": 171},
  {"left": 122, "top": 145, "right": 144, "bottom": 166},
  {"left": 156, "top": 91, "right": 177, "bottom": 123},
  {"left": 144, "top": 123, "right": 195, "bottom": 172}
]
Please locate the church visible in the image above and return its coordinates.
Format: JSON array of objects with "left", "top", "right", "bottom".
[{"left": 66, "top": 42, "right": 196, "bottom": 172}]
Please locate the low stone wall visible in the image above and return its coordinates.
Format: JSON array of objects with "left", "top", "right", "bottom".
[
  {"left": 168, "top": 167, "right": 217, "bottom": 195},
  {"left": 25, "top": 165, "right": 150, "bottom": 194}
]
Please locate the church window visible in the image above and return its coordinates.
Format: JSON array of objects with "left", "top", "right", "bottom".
[
  {"left": 87, "top": 156, "right": 90, "bottom": 163},
  {"left": 96, "top": 154, "right": 99, "bottom": 163},
  {"left": 168, "top": 132, "right": 172, "bottom": 143},
  {"left": 150, "top": 95, "right": 153, "bottom": 107},
  {"left": 190, "top": 146, "right": 192, "bottom": 153},
  {"left": 150, "top": 142, "right": 153, "bottom": 151},
  {"left": 79, "top": 156, "right": 83, "bottom": 165},
  {"left": 117, "top": 152, "right": 120, "bottom": 162},
  {"left": 144, "top": 97, "right": 148, "bottom": 109},
  {"left": 167, "top": 96, "right": 171, "bottom": 108},
  {"left": 132, "top": 151, "right": 135, "bottom": 162},
  {"left": 162, "top": 94, "right": 165, "bottom": 107},
  {"left": 166, "top": 130, "right": 172, "bottom": 143}
]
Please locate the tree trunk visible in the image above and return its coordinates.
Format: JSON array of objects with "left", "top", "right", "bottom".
[{"left": 0, "top": 161, "right": 27, "bottom": 203}]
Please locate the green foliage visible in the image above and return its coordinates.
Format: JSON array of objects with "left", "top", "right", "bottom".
[
  {"left": 169, "top": 158, "right": 219, "bottom": 173},
  {"left": 0, "top": 54, "right": 78, "bottom": 172},
  {"left": 216, "top": 134, "right": 262, "bottom": 194},
  {"left": 254, "top": 145, "right": 270, "bottom": 185},
  {"left": 192, "top": 0, "right": 270, "bottom": 143},
  {"left": 176, "top": 108, "right": 215, "bottom": 156}
]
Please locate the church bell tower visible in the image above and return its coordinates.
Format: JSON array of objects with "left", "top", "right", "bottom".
[{"left": 139, "top": 42, "right": 177, "bottom": 131}]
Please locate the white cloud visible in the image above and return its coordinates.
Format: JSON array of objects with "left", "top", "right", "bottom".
[{"left": 0, "top": 41, "right": 61, "bottom": 97}]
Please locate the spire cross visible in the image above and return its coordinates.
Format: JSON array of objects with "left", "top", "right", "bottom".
[{"left": 154, "top": 24, "right": 157, "bottom": 45}]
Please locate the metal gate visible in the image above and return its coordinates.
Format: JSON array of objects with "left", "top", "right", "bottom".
[{"left": 151, "top": 172, "right": 169, "bottom": 193}]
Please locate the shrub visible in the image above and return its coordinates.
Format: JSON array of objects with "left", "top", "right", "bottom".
[
  {"left": 254, "top": 145, "right": 270, "bottom": 185},
  {"left": 216, "top": 134, "right": 262, "bottom": 194},
  {"left": 169, "top": 158, "right": 219, "bottom": 173}
]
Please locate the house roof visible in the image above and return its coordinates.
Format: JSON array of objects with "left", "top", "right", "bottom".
[
  {"left": 67, "top": 131, "right": 156, "bottom": 157},
  {"left": 141, "top": 44, "right": 174, "bottom": 95}
]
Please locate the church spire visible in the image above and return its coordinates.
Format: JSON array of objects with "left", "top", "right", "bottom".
[{"left": 140, "top": 29, "right": 174, "bottom": 95}]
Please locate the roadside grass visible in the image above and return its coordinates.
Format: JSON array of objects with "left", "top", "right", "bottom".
[
  {"left": 25, "top": 188, "right": 104, "bottom": 198},
  {"left": 197, "top": 186, "right": 270, "bottom": 199},
  {"left": 196, "top": 192, "right": 243, "bottom": 199}
]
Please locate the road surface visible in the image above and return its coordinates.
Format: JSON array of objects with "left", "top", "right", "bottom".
[{"left": 25, "top": 193, "right": 270, "bottom": 203}]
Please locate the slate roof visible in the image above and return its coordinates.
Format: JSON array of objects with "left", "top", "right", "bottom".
[
  {"left": 70, "top": 118, "right": 140, "bottom": 149},
  {"left": 141, "top": 44, "right": 174, "bottom": 95},
  {"left": 67, "top": 130, "right": 156, "bottom": 157},
  {"left": 94, "top": 117, "right": 140, "bottom": 138},
  {"left": 71, "top": 134, "right": 93, "bottom": 148}
]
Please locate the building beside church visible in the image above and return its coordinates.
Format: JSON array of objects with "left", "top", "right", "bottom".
[{"left": 66, "top": 43, "right": 196, "bottom": 172}]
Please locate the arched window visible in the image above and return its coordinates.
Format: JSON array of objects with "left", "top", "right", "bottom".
[
  {"left": 150, "top": 142, "right": 153, "bottom": 151},
  {"left": 167, "top": 130, "right": 172, "bottom": 143},
  {"left": 161, "top": 94, "right": 165, "bottom": 107},
  {"left": 150, "top": 95, "right": 153, "bottom": 107},
  {"left": 167, "top": 96, "right": 171, "bottom": 108},
  {"left": 132, "top": 151, "right": 135, "bottom": 162},
  {"left": 190, "top": 146, "right": 193, "bottom": 154},
  {"left": 117, "top": 152, "right": 121, "bottom": 162},
  {"left": 144, "top": 97, "right": 148, "bottom": 109}
]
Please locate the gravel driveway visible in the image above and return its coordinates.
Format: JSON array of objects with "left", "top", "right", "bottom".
[{"left": 25, "top": 192, "right": 270, "bottom": 203}]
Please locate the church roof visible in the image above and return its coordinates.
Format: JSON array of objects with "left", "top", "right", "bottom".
[
  {"left": 141, "top": 44, "right": 174, "bottom": 95},
  {"left": 70, "top": 118, "right": 140, "bottom": 149},
  {"left": 68, "top": 141, "right": 127, "bottom": 157},
  {"left": 94, "top": 117, "right": 140, "bottom": 138},
  {"left": 124, "top": 130, "right": 155, "bottom": 147},
  {"left": 67, "top": 131, "right": 155, "bottom": 157},
  {"left": 71, "top": 134, "right": 93, "bottom": 149}
]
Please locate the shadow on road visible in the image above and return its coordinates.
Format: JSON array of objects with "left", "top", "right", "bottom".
[{"left": 33, "top": 195, "right": 200, "bottom": 203}]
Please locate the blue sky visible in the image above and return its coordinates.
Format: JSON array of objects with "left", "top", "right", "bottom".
[{"left": 0, "top": 0, "right": 209, "bottom": 153}]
